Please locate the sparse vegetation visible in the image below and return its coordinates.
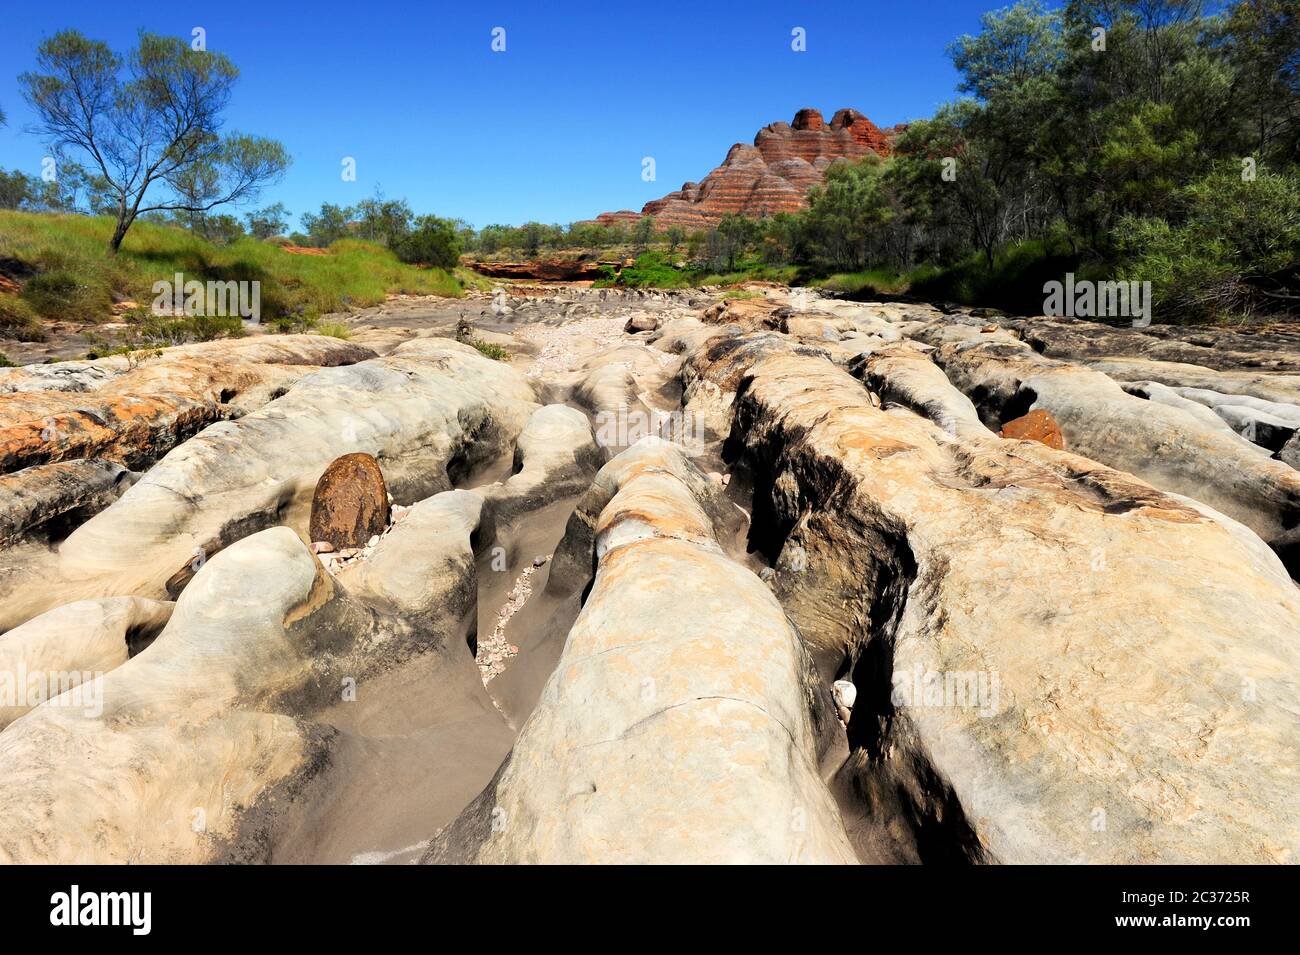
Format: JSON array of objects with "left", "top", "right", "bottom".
[
  {"left": 470, "top": 338, "right": 511, "bottom": 361},
  {"left": 0, "top": 210, "right": 465, "bottom": 342},
  {"left": 313, "top": 321, "right": 353, "bottom": 340}
]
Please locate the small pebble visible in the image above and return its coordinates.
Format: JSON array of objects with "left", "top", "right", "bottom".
[{"left": 311, "top": 541, "right": 334, "bottom": 554}]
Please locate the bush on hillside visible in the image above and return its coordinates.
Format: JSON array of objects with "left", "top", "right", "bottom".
[{"left": 393, "top": 216, "right": 462, "bottom": 268}]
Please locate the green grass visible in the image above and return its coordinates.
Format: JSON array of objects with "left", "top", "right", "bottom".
[
  {"left": 0, "top": 294, "right": 45, "bottom": 342},
  {"left": 695, "top": 264, "right": 800, "bottom": 287},
  {"left": 593, "top": 252, "right": 801, "bottom": 290},
  {"left": 813, "top": 267, "right": 930, "bottom": 297},
  {"left": 0, "top": 211, "right": 465, "bottom": 340},
  {"left": 470, "top": 338, "right": 511, "bottom": 361},
  {"left": 312, "top": 321, "right": 353, "bottom": 340}
]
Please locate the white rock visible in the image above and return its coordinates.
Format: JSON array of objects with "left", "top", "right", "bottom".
[{"left": 832, "top": 680, "right": 857, "bottom": 709}]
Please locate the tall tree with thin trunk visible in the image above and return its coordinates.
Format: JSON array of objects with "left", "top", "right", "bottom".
[{"left": 19, "top": 30, "right": 289, "bottom": 253}]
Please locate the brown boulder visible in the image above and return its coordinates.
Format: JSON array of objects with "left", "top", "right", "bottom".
[
  {"left": 309, "top": 453, "right": 390, "bottom": 548},
  {"left": 999, "top": 409, "right": 1065, "bottom": 449}
]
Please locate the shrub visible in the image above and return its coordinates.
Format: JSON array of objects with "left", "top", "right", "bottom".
[
  {"left": 1114, "top": 166, "right": 1300, "bottom": 322},
  {"left": 611, "top": 251, "right": 690, "bottom": 288},
  {"left": 314, "top": 321, "right": 352, "bottom": 339},
  {"left": 393, "top": 216, "right": 462, "bottom": 268},
  {"left": 127, "top": 314, "right": 244, "bottom": 348},
  {"left": 20, "top": 269, "right": 111, "bottom": 319},
  {"left": 0, "top": 295, "right": 47, "bottom": 341},
  {"left": 187, "top": 314, "right": 246, "bottom": 341},
  {"left": 471, "top": 338, "right": 510, "bottom": 361}
]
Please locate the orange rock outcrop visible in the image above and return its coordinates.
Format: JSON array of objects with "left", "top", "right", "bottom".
[{"left": 592, "top": 108, "right": 900, "bottom": 230}]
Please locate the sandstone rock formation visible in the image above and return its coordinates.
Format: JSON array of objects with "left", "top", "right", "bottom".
[
  {"left": 0, "top": 459, "right": 136, "bottom": 546},
  {"left": 0, "top": 487, "right": 490, "bottom": 863},
  {"left": 470, "top": 258, "right": 610, "bottom": 281},
  {"left": 0, "top": 338, "right": 538, "bottom": 631},
  {"left": 0, "top": 596, "right": 172, "bottom": 729},
  {"left": 0, "top": 334, "right": 375, "bottom": 473},
  {"left": 426, "top": 440, "right": 856, "bottom": 864},
  {"left": 1, "top": 282, "right": 1297, "bottom": 867},
  {"left": 592, "top": 108, "right": 897, "bottom": 229},
  {"left": 687, "top": 330, "right": 1300, "bottom": 863}
]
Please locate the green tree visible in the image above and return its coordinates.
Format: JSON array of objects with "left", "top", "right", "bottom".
[
  {"left": 354, "top": 193, "right": 413, "bottom": 244},
  {"left": 301, "top": 203, "right": 355, "bottom": 246},
  {"left": 243, "top": 202, "right": 291, "bottom": 239},
  {"left": 1115, "top": 164, "right": 1300, "bottom": 320},
  {"left": 804, "top": 157, "right": 900, "bottom": 270},
  {"left": 393, "top": 215, "right": 463, "bottom": 268},
  {"left": 517, "top": 222, "right": 546, "bottom": 257},
  {"left": 704, "top": 215, "right": 761, "bottom": 272},
  {"left": 0, "top": 169, "right": 33, "bottom": 210},
  {"left": 1221, "top": 0, "right": 1300, "bottom": 163},
  {"left": 664, "top": 225, "right": 686, "bottom": 253},
  {"left": 476, "top": 224, "right": 511, "bottom": 254},
  {"left": 632, "top": 215, "right": 656, "bottom": 250},
  {"left": 20, "top": 30, "right": 289, "bottom": 253}
]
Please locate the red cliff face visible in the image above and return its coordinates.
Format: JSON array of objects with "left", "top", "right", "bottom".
[{"left": 593, "top": 108, "right": 898, "bottom": 230}]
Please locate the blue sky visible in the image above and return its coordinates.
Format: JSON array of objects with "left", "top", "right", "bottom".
[{"left": 0, "top": 0, "right": 1003, "bottom": 229}]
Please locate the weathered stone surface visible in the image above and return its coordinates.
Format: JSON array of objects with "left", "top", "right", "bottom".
[
  {"left": 1006, "top": 315, "right": 1300, "bottom": 373},
  {"left": 1092, "top": 357, "right": 1300, "bottom": 407},
  {"left": 1119, "top": 380, "right": 1241, "bottom": 435},
  {"left": 0, "top": 339, "right": 538, "bottom": 632},
  {"left": 919, "top": 336, "right": 1300, "bottom": 571},
  {"left": 0, "top": 458, "right": 136, "bottom": 546},
  {"left": 470, "top": 258, "right": 609, "bottom": 281},
  {"left": 6, "top": 283, "right": 1298, "bottom": 868},
  {"left": 425, "top": 440, "right": 856, "bottom": 864},
  {"left": 309, "top": 453, "right": 391, "bottom": 549},
  {"left": 0, "top": 335, "right": 375, "bottom": 474},
  {"left": 851, "top": 342, "right": 991, "bottom": 440},
  {"left": 477, "top": 404, "right": 602, "bottom": 524},
  {"left": 0, "top": 489, "right": 488, "bottom": 863},
  {"left": 694, "top": 333, "right": 1300, "bottom": 863},
  {"left": 592, "top": 108, "right": 897, "bottom": 229},
  {"left": 999, "top": 409, "right": 1065, "bottom": 449},
  {"left": 623, "top": 314, "right": 659, "bottom": 333},
  {"left": 1281, "top": 431, "right": 1300, "bottom": 469},
  {"left": 0, "top": 596, "right": 173, "bottom": 729}
]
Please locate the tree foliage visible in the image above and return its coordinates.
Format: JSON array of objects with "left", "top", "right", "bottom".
[{"left": 19, "top": 30, "right": 289, "bottom": 252}]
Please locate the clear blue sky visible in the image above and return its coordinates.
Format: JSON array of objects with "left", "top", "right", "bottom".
[{"left": 0, "top": 0, "right": 1004, "bottom": 230}]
